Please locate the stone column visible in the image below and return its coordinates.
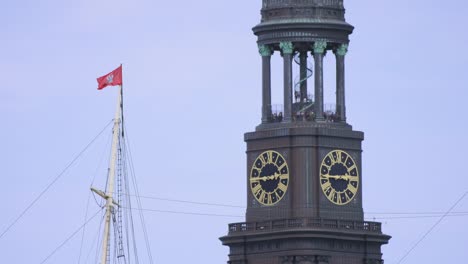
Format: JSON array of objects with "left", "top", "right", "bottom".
[
  {"left": 299, "top": 51, "right": 308, "bottom": 103},
  {"left": 259, "top": 45, "right": 273, "bottom": 123},
  {"left": 280, "top": 42, "right": 294, "bottom": 122},
  {"left": 313, "top": 40, "right": 327, "bottom": 121},
  {"left": 335, "top": 44, "right": 348, "bottom": 122}
]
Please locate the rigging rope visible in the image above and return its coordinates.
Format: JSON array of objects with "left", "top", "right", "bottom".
[
  {"left": 92, "top": 213, "right": 106, "bottom": 264},
  {"left": 78, "top": 132, "right": 113, "bottom": 264},
  {"left": 122, "top": 137, "right": 136, "bottom": 264},
  {"left": 396, "top": 191, "right": 468, "bottom": 264},
  {"left": 39, "top": 208, "right": 103, "bottom": 264},
  {"left": 123, "top": 124, "right": 155, "bottom": 264},
  {"left": 0, "top": 120, "right": 114, "bottom": 240},
  {"left": 116, "top": 136, "right": 127, "bottom": 264},
  {"left": 121, "top": 206, "right": 468, "bottom": 221},
  {"left": 123, "top": 207, "right": 244, "bottom": 218},
  {"left": 123, "top": 194, "right": 244, "bottom": 208},
  {"left": 77, "top": 188, "right": 92, "bottom": 264},
  {"left": 80, "top": 212, "right": 105, "bottom": 264},
  {"left": 120, "top": 193, "right": 468, "bottom": 218}
]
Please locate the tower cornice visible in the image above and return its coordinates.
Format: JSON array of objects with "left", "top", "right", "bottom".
[{"left": 253, "top": 19, "right": 353, "bottom": 47}]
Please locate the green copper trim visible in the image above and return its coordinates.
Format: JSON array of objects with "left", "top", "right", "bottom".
[
  {"left": 280, "top": 42, "right": 294, "bottom": 54},
  {"left": 313, "top": 40, "right": 327, "bottom": 54},
  {"left": 336, "top": 44, "right": 348, "bottom": 56},
  {"left": 258, "top": 45, "right": 273, "bottom": 57},
  {"left": 257, "top": 18, "right": 350, "bottom": 26}
]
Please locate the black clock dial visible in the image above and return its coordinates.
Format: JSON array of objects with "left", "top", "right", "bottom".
[
  {"left": 320, "top": 150, "right": 359, "bottom": 205},
  {"left": 250, "top": 150, "right": 289, "bottom": 206}
]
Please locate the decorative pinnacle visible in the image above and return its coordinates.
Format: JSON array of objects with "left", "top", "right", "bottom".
[
  {"left": 279, "top": 42, "right": 294, "bottom": 54},
  {"left": 258, "top": 44, "right": 273, "bottom": 57},
  {"left": 336, "top": 44, "right": 348, "bottom": 56},
  {"left": 313, "top": 40, "right": 327, "bottom": 54}
]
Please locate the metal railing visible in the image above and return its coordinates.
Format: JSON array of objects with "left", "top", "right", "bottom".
[
  {"left": 266, "top": 103, "right": 341, "bottom": 123},
  {"left": 228, "top": 217, "right": 382, "bottom": 234}
]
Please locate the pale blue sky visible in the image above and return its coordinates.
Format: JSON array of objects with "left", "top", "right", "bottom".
[{"left": 1, "top": 0, "right": 468, "bottom": 263}]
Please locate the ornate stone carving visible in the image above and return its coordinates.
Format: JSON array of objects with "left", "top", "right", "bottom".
[
  {"left": 258, "top": 44, "right": 273, "bottom": 56},
  {"left": 261, "top": 7, "right": 345, "bottom": 22},
  {"left": 280, "top": 41, "right": 294, "bottom": 54},
  {"left": 313, "top": 40, "right": 327, "bottom": 54},
  {"left": 336, "top": 43, "right": 348, "bottom": 56}
]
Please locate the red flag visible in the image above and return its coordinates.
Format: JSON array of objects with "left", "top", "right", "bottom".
[{"left": 97, "top": 65, "right": 122, "bottom": 90}]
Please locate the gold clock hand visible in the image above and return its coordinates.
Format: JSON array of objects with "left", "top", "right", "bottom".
[
  {"left": 250, "top": 176, "right": 269, "bottom": 182},
  {"left": 265, "top": 175, "right": 278, "bottom": 181},
  {"left": 251, "top": 173, "right": 283, "bottom": 182},
  {"left": 323, "top": 174, "right": 338, "bottom": 180},
  {"left": 268, "top": 173, "right": 284, "bottom": 181},
  {"left": 323, "top": 174, "right": 355, "bottom": 180}
]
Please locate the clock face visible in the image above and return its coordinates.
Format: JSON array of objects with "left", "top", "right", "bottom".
[
  {"left": 250, "top": 150, "right": 289, "bottom": 206},
  {"left": 320, "top": 150, "right": 359, "bottom": 205}
]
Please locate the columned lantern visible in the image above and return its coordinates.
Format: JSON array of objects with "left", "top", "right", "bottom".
[
  {"left": 256, "top": 0, "right": 352, "bottom": 124},
  {"left": 220, "top": 1, "right": 391, "bottom": 264}
]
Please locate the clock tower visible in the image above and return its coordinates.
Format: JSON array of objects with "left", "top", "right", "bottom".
[{"left": 220, "top": 1, "right": 391, "bottom": 264}]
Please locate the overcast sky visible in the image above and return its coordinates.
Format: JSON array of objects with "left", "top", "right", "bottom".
[{"left": 1, "top": 0, "right": 468, "bottom": 263}]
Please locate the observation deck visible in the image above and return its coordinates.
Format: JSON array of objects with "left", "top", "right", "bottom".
[
  {"left": 268, "top": 102, "right": 340, "bottom": 123},
  {"left": 228, "top": 217, "right": 382, "bottom": 235}
]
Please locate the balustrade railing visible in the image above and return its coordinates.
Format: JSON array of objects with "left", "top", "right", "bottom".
[
  {"left": 228, "top": 217, "right": 382, "bottom": 234},
  {"left": 266, "top": 103, "right": 340, "bottom": 123}
]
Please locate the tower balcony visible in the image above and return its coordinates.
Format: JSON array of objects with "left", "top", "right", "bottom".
[
  {"left": 228, "top": 217, "right": 382, "bottom": 235},
  {"left": 268, "top": 103, "right": 340, "bottom": 123}
]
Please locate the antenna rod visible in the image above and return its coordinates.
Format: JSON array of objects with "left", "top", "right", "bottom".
[{"left": 100, "top": 84, "right": 123, "bottom": 264}]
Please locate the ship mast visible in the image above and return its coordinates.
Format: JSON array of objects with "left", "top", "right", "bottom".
[{"left": 91, "top": 84, "right": 123, "bottom": 264}]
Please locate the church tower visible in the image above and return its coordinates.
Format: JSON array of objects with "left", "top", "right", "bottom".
[{"left": 220, "top": 1, "right": 391, "bottom": 264}]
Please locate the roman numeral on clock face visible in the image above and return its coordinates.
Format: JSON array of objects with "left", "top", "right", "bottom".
[
  {"left": 320, "top": 150, "right": 359, "bottom": 206},
  {"left": 250, "top": 150, "right": 290, "bottom": 206}
]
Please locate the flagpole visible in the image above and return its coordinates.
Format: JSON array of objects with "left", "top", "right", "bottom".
[
  {"left": 99, "top": 83, "right": 123, "bottom": 264},
  {"left": 120, "top": 64, "right": 125, "bottom": 137}
]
